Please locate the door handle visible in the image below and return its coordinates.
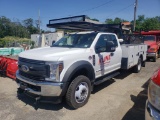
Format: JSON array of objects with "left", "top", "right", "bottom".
[{"left": 111, "top": 53, "right": 114, "bottom": 56}]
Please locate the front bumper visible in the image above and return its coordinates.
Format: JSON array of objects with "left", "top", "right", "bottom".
[
  {"left": 147, "top": 52, "right": 156, "bottom": 57},
  {"left": 16, "top": 71, "right": 64, "bottom": 97},
  {"left": 145, "top": 100, "right": 160, "bottom": 120}
]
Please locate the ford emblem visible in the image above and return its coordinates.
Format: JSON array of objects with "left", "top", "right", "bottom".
[{"left": 21, "top": 65, "right": 29, "bottom": 72}]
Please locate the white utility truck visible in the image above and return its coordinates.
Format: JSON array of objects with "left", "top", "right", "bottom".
[{"left": 16, "top": 15, "right": 147, "bottom": 109}]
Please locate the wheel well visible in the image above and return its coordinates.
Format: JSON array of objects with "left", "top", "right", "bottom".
[
  {"left": 70, "top": 68, "right": 92, "bottom": 83},
  {"left": 60, "top": 61, "right": 95, "bottom": 97}
]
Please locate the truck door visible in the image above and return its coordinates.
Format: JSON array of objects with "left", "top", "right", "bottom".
[
  {"left": 94, "top": 34, "right": 122, "bottom": 78},
  {"left": 157, "top": 36, "right": 160, "bottom": 47}
]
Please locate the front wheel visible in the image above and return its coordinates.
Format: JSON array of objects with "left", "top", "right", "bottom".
[
  {"left": 66, "top": 75, "right": 91, "bottom": 109},
  {"left": 153, "top": 52, "right": 158, "bottom": 62},
  {"left": 158, "top": 49, "right": 160, "bottom": 58}
]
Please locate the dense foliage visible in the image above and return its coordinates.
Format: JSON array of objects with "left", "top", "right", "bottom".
[
  {"left": 133, "top": 15, "right": 160, "bottom": 31},
  {"left": 0, "top": 36, "right": 31, "bottom": 47},
  {"left": 105, "top": 15, "right": 160, "bottom": 31},
  {"left": 0, "top": 16, "right": 39, "bottom": 38}
]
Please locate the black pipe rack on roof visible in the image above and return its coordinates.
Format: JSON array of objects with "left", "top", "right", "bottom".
[{"left": 46, "top": 15, "right": 122, "bottom": 32}]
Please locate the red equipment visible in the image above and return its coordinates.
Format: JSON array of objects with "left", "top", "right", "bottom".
[
  {"left": 6, "top": 59, "right": 18, "bottom": 80},
  {"left": 0, "top": 56, "right": 18, "bottom": 80},
  {"left": 0, "top": 57, "right": 8, "bottom": 74},
  {"left": 0, "top": 56, "right": 3, "bottom": 60},
  {"left": 0, "top": 58, "right": 12, "bottom": 76}
]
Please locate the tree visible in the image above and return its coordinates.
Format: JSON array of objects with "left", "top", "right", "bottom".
[
  {"left": 0, "top": 16, "right": 39, "bottom": 38},
  {"left": 105, "top": 17, "right": 128, "bottom": 24},
  {"left": 134, "top": 15, "right": 160, "bottom": 31},
  {"left": 105, "top": 19, "right": 114, "bottom": 24},
  {"left": 0, "top": 16, "right": 12, "bottom": 37},
  {"left": 23, "top": 18, "right": 33, "bottom": 28},
  {"left": 142, "top": 17, "right": 160, "bottom": 30},
  {"left": 23, "top": 18, "right": 39, "bottom": 36},
  {"left": 114, "top": 17, "right": 122, "bottom": 24}
]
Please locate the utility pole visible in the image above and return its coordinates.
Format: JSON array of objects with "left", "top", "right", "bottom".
[
  {"left": 38, "top": 10, "right": 41, "bottom": 34},
  {"left": 133, "top": 0, "right": 138, "bottom": 31}
]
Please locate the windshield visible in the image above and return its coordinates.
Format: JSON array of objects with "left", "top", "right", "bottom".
[
  {"left": 143, "top": 36, "right": 155, "bottom": 41},
  {"left": 52, "top": 33, "right": 97, "bottom": 48}
]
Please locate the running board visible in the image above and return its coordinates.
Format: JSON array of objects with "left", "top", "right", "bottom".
[{"left": 94, "top": 72, "right": 120, "bottom": 85}]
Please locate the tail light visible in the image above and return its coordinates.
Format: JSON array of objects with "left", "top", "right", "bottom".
[
  {"left": 148, "top": 69, "right": 160, "bottom": 111},
  {"left": 151, "top": 69, "right": 160, "bottom": 86}
]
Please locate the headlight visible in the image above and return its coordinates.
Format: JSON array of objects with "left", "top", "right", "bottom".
[
  {"left": 45, "top": 62, "right": 63, "bottom": 82},
  {"left": 149, "top": 48, "right": 156, "bottom": 52}
]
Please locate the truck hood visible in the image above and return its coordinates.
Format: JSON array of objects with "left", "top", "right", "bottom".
[
  {"left": 144, "top": 41, "right": 156, "bottom": 46},
  {"left": 19, "top": 47, "right": 87, "bottom": 61}
]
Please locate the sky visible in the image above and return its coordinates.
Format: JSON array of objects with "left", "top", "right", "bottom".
[{"left": 0, "top": 0, "right": 160, "bottom": 31}]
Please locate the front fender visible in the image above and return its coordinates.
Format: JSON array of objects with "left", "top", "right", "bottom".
[
  {"left": 60, "top": 60, "right": 95, "bottom": 97},
  {"left": 62, "top": 60, "right": 95, "bottom": 83}
]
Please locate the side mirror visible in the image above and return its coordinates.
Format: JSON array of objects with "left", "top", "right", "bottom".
[{"left": 118, "top": 39, "right": 124, "bottom": 43}]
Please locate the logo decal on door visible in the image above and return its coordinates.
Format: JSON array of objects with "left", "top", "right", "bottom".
[{"left": 99, "top": 55, "right": 110, "bottom": 64}]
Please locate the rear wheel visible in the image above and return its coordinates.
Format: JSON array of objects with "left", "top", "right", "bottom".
[
  {"left": 133, "top": 57, "right": 142, "bottom": 73},
  {"left": 66, "top": 75, "right": 91, "bottom": 109}
]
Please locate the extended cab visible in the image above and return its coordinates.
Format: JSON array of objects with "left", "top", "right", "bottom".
[{"left": 16, "top": 15, "right": 147, "bottom": 109}]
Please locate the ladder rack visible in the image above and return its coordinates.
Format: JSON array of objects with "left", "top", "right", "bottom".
[{"left": 47, "top": 15, "right": 122, "bottom": 32}]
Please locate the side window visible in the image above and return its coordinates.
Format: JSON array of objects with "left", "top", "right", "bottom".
[
  {"left": 95, "top": 34, "right": 118, "bottom": 48},
  {"left": 109, "top": 34, "right": 118, "bottom": 47},
  {"left": 95, "top": 35, "right": 108, "bottom": 48}
]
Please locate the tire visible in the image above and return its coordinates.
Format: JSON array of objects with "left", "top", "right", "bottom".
[
  {"left": 133, "top": 57, "right": 142, "bottom": 73},
  {"left": 158, "top": 49, "right": 160, "bottom": 58},
  {"left": 153, "top": 52, "right": 158, "bottom": 62},
  {"left": 142, "top": 61, "right": 145, "bottom": 67},
  {"left": 153, "top": 56, "right": 156, "bottom": 62},
  {"left": 66, "top": 75, "right": 91, "bottom": 109}
]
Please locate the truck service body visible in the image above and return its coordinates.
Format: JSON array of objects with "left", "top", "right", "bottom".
[{"left": 16, "top": 15, "right": 147, "bottom": 108}]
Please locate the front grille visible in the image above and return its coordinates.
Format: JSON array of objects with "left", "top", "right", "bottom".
[
  {"left": 19, "top": 71, "right": 45, "bottom": 81},
  {"left": 18, "top": 57, "right": 49, "bottom": 81}
]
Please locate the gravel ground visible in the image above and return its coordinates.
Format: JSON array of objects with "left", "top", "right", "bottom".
[{"left": 0, "top": 59, "right": 159, "bottom": 120}]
